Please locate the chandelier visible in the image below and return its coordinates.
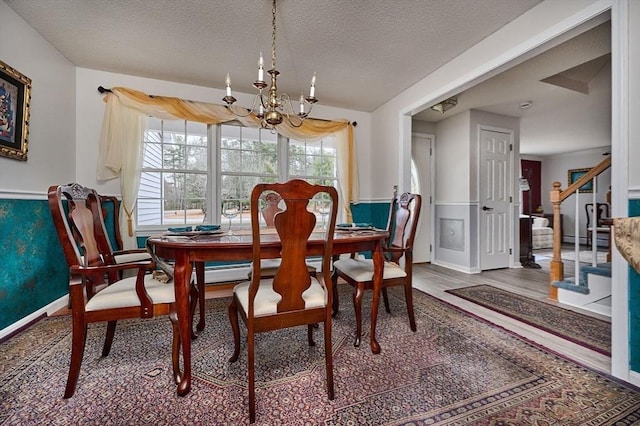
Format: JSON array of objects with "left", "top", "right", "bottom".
[{"left": 223, "top": 0, "right": 317, "bottom": 128}]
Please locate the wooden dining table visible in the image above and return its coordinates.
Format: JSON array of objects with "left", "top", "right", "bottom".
[{"left": 146, "top": 227, "right": 389, "bottom": 396}]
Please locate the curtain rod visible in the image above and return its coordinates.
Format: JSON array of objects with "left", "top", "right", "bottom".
[{"left": 96, "top": 85, "right": 356, "bottom": 126}]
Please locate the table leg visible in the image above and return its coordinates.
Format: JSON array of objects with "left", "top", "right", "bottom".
[
  {"left": 195, "top": 261, "right": 205, "bottom": 332},
  {"left": 369, "top": 240, "right": 382, "bottom": 354},
  {"left": 175, "top": 252, "right": 193, "bottom": 396}
]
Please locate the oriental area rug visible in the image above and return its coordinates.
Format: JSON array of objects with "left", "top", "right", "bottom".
[
  {"left": 446, "top": 284, "right": 611, "bottom": 356},
  {"left": 1, "top": 287, "right": 637, "bottom": 425}
]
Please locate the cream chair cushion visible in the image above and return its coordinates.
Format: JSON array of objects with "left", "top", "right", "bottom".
[
  {"left": 233, "top": 277, "right": 327, "bottom": 317},
  {"left": 85, "top": 275, "right": 175, "bottom": 311},
  {"left": 333, "top": 258, "right": 406, "bottom": 282}
]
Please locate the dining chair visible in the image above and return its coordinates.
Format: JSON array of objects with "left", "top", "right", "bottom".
[
  {"left": 228, "top": 179, "right": 338, "bottom": 423},
  {"left": 585, "top": 202, "right": 610, "bottom": 246},
  {"left": 332, "top": 191, "right": 422, "bottom": 347},
  {"left": 248, "top": 190, "right": 317, "bottom": 279},
  {"left": 48, "top": 183, "right": 183, "bottom": 398}
]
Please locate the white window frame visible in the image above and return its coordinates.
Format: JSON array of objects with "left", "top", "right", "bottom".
[{"left": 137, "top": 120, "right": 340, "bottom": 233}]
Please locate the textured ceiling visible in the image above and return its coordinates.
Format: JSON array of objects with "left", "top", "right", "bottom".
[
  {"left": 5, "top": 0, "right": 541, "bottom": 112},
  {"left": 6, "top": 0, "right": 611, "bottom": 156}
]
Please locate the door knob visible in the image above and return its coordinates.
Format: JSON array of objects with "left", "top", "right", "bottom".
[{"left": 482, "top": 206, "right": 493, "bottom": 211}]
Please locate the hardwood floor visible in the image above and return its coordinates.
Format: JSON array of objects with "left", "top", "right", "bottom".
[{"left": 411, "top": 261, "right": 611, "bottom": 375}]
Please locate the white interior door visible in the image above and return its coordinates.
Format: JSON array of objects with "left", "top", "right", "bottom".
[
  {"left": 411, "top": 133, "right": 432, "bottom": 263},
  {"left": 479, "top": 128, "right": 512, "bottom": 270}
]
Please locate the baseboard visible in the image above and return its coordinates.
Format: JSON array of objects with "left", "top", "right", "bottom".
[
  {"left": 0, "top": 294, "right": 69, "bottom": 342},
  {"left": 431, "top": 259, "right": 478, "bottom": 274}
]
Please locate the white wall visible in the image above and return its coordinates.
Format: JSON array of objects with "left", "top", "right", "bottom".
[
  {"left": 0, "top": 1, "right": 75, "bottom": 196},
  {"left": 434, "top": 111, "right": 471, "bottom": 202},
  {"left": 629, "top": 0, "right": 640, "bottom": 189},
  {"left": 370, "top": 0, "right": 613, "bottom": 197},
  {"left": 75, "top": 68, "right": 372, "bottom": 197}
]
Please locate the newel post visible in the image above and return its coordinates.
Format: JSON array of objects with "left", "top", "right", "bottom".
[{"left": 549, "top": 181, "right": 563, "bottom": 300}]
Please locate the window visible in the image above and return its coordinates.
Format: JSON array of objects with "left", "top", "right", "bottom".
[
  {"left": 138, "top": 118, "right": 208, "bottom": 226},
  {"left": 137, "top": 120, "right": 338, "bottom": 230}
]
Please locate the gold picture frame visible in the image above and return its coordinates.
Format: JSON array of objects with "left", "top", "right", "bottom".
[
  {"left": 568, "top": 168, "right": 593, "bottom": 193},
  {"left": 0, "top": 60, "right": 32, "bottom": 161}
]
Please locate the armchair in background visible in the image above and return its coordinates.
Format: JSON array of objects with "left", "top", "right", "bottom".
[{"left": 531, "top": 217, "right": 553, "bottom": 249}]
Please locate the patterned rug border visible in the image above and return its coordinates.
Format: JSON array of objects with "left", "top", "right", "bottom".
[
  {"left": 445, "top": 284, "right": 611, "bottom": 356},
  {"left": 425, "top": 289, "right": 622, "bottom": 384}
]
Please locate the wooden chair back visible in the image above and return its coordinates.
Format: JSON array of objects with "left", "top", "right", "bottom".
[
  {"left": 585, "top": 202, "right": 610, "bottom": 229},
  {"left": 385, "top": 192, "right": 422, "bottom": 266},
  {"left": 49, "top": 183, "right": 119, "bottom": 288}
]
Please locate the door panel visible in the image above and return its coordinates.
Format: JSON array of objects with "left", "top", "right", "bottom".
[
  {"left": 411, "top": 133, "right": 432, "bottom": 263},
  {"left": 480, "top": 129, "right": 511, "bottom": 270}
]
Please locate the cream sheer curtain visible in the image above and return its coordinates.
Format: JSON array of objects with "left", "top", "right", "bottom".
[{"left": 97, "top": 87, "right": 359, "bottom": 245}]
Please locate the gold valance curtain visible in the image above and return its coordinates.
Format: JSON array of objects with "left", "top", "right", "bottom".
[{"left": 97, "top": 87, "right": 359, "bottom": 243}]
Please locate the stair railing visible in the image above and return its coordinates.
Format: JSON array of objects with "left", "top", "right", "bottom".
[{"left": 548, "top": 155, "right": 611, "bottom": 300}]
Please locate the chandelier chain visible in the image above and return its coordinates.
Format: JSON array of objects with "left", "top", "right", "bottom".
[{"left": 271, "top": 0, "right": 277, "bottom": 70}]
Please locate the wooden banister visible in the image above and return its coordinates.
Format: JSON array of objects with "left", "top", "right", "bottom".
[
  {"left": 548, "top": 155, "right": 611, "bottom": 300},
  {"left": 559, "top": 156, "right": 611, "bottom": 202}
]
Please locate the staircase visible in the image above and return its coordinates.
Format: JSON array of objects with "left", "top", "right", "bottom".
[
  {"left": 547, "top": 155, "right": 612, "bottom": 316},
  {"left": 553, "top": 258, "right": 611, "bottom": 317}
]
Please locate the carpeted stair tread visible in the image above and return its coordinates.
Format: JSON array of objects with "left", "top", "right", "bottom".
[{"left": 553, "top": 278, "right": 590, "bottom": 294}]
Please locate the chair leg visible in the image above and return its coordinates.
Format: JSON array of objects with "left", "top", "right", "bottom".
[
  {"left": 404, "top": 284, "right": 417, "bottom": 332},
  {"left": 169, "top": 311, "right": 182, "bottom": 384},
  {"left": 324, "top": 319, "right": 335, "bottom": 400},
  {"left": 228, "top": 297, "right": 241, "bottom": 363},
  {"left": 248, "top": 331, "right": 256, "bottom": 424},
  {"left": 101, "top": 320, "right": 117, "bottom": 357},
  {"left": 352, "top": 283, "right": 364, "bottom": 347},
  {"left": 64, "top": 321, "right": 87, "bottom": 398},
  {"left": 307, "top": 324, "right": 316, "bottom": 347},
  {"left": 382, "top": 287, "right": 391, "bottom": 313},
  {"left": 331, "top": 270, "right": 340, "bottom": 316}
]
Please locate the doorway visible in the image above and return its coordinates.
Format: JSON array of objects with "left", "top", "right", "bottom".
[{"left": 411, "top": 133, "right": 433, "bottom": 263}]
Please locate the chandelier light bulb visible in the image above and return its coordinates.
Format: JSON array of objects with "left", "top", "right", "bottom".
[{"left": 258, "top": 52, "right": 264, "bottom": 82}]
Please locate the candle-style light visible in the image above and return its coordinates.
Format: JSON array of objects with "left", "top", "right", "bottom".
[{"left": 223, "top": 0, "right": 317, "bottom": 129}]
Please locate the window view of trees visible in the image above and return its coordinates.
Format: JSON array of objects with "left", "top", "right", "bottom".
[
  {"left": 138, "top": 119, "right": 208, "bottom": 225},
  {"left": 138, "top": 119, "right": 338, "bottom": 229}
]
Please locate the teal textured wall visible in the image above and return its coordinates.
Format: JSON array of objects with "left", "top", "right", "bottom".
[
  {"left": 351, "top": 201, "right": 390, "bottom": 230},
  {"left": 0, "top": 199, "right": 68, "bottom": 330},
  {"left": 628, "top": 200, "right": 640, "bottom": 371}
]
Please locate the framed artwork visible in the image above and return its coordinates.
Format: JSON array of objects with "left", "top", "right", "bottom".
[
  {"left": 568, "top": 168, "right": 593, "bottom": 193},
  {"left": 0, "top": 60, "right": 32, "bottom": 161}
]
